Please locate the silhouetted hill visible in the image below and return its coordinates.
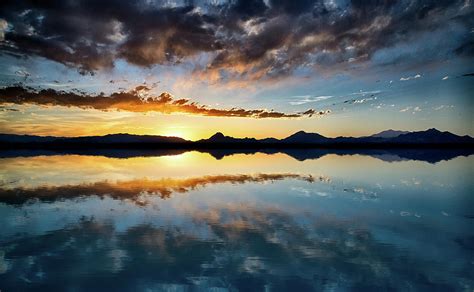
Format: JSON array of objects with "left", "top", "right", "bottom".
[
  {"left": 391, "top": 128, "right": 473, "bottom": 144},
  {"left": 58, "top": 133, "right": 188, "bottom": 144},
  {"left": 0, "top": 134, "right": 57, "bottom": 143},
  {"left": 0, "top": 133, "right": 188, "bottom": 145},
  {"left": 281, "top": 131, "right": 329, "bottom": 143},
  {"left": 199, "top": 132, "right": 258, "bottom": 144},
  {"left": 371, "top": 129, "right": 409, "bottom": 138}
]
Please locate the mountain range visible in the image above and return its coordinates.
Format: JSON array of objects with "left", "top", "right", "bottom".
[
  {"left": 0, "top": 128, "right": 472, "bottom": 147},
  {"left": 196, "top": 129, "right": 473, "bottom": 145}
]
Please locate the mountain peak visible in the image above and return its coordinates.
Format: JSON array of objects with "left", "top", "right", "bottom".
[
  {"left": 209, "top": 132, "right": 226, "bottom": 139},
  {"left": 202, "top": 132, "right": 258, "bottom": 143},
  {"left": 294, "top": 130, "right": 307, "bottom": 135},
  {"left": 426, "top": 128, "right": 441, "bottom": 133},
  {"left": 371, "top": 129, "right": 410, "bottom": 138},
  {"left": 283, "top": 131, "right": 327, "bottom": 143}
]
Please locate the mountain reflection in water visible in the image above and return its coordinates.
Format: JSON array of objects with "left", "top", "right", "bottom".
[{"left": 0, "top": 152, "right": 472, "bottom": 291}]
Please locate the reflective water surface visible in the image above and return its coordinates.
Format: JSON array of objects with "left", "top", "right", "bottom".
[{"left": 0, "top": 151, "right": 473, "bottom": 291}]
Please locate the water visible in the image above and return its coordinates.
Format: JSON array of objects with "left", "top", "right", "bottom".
[{"left": 0, "top": 151, "right": 472, "bottom": 291}]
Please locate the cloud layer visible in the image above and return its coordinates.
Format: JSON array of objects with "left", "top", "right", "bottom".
[
  {"left": 1, "top": 0, "right": 472, "bottom": 81},
  {"left": 0, "top": 85, "right": 330, "bottom": 118}
]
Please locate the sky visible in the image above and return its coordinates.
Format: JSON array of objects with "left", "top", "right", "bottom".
[{"left": 0, "top": 0, "right": 473, "bottom": 140}]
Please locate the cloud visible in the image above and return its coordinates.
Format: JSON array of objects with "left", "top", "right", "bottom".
[
  {"left": 343, "top": 96, "right": 377, "bottom": 105},
  {"left": 442, "top": 76, "right": 449, "bottom": 80},
  {"left": 0, "top": 105, "right": 18, "bottom": 111},
  {"left": 0, "top": 18, "right": 7, "bottom": 41},
  {"left": 399, "top": 106, "right": 412, "bottom": 112},
  {"left": 400, "top": 105, "right": 422, "bottom": 114},
  {"left": 289, "top": 95, "right": 333, "bottom": 105},
  {"left": 434, "top": 105, "right": 454, "bottom": 110},
  {"left": 353, "top": 97, "right": 376, "bottom": 104},
  {"left": 0, "top": 0, "right": 471, "bottom": 80},
  {"left": 351, "top": 90, "right": 382, "bottom": 96},
  {"left": 400, "top": 74, "right": 421, "bottom": 81},
  {"left": 0, "top": 85, "right": 330, "bottom": 118}
]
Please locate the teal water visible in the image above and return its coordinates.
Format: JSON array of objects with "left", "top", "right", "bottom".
[{"left": 0, "top": 152, "right": 472, "bottom": 291}]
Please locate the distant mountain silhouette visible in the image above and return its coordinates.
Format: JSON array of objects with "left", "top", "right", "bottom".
[
  {"left": 0, "top": 133, "right": 187, "bottom": 144},
  {"left": 281, "top": 131, "right": 329, "bottom": 143},
  {"left": 198, "top": 132, "right": 257, "bottom": 143},
  {"left": 63, "top": 133, "right": 187, "bottom": 144},
  {"left": 371, "top": 129, "right": 409, "bottom": 138},
  {"left": 1, "top": 128, "right": 473, "bottom": 148},
  {"left": 0, "top": 134, "right": 57, "bottom": 143},
  {"left": 390, "top": 128, "right": 473, "bottom": 144}
]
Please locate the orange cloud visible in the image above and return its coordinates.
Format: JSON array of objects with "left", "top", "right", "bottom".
[{"left": 0, "top": 86, "right": 331, "bottom": 118}]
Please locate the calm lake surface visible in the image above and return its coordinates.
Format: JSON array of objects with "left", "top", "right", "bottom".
[{"left": 0, "top": 151, "right": 472, "bottom": 291}]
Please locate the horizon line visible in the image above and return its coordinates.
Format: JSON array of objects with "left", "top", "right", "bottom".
[{"left": 1, "top": 128, "right": 473, "bottom": 142}]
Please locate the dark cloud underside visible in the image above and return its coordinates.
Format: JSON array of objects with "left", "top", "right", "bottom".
[{"left": 0, "top": 0, "right": 472, "bottom": 79}]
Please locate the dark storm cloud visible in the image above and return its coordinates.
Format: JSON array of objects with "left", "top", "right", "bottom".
[
  {"left": 0, "top": 0, "right": 472, "bottom": 79},
  {"left": 0, "top": 1, "right": 222, "bottom": 73},
  {"left": 0, "top": 85, "right": 330, "bottom": 118},
  {"left": 231, "top": 0, "right": 268, "bottom": 18}
]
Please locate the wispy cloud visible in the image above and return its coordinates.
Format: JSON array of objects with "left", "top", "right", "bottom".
[
  {"left": 399, "top": 106, "right": 412, "bottom": 112},
  {"left": 400, "top": 74, "right": 422, "bottom": 81},
  {"left": 433, "top": 105, "right": 455, "bottom": 111},
  {"left": 400, "top": 106, "right": 422, "bottom": 114},
  {"left": 351, "top": 90, "right": 382, "bottom": 96},
  {"left": 344, "top": 96, "right": 377, "bottom": 105},
  {"left": 289, "top": 95, "right": 333, "bottom": 105}
]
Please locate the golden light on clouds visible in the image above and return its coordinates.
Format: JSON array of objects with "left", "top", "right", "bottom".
[{"left": 0, "top": 86, "right": 330, "bottom": 118}]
